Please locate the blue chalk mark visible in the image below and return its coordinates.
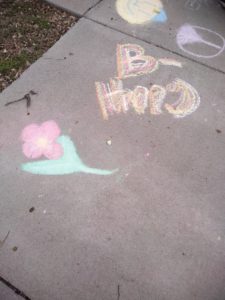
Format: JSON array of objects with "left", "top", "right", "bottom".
[
  {"left": 21, "top": 135, "right": 118, "bottom": 176},
  {"left": 153, "top": 9, "right": 167, "bottom": 22}
]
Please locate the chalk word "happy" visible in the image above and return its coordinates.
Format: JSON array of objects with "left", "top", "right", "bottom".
[
  {"left": 95, "top": 78, "right": 200, "bottom": 120},
  {"left": 116, "top": 0, "right": 167, "bottom": 25}
]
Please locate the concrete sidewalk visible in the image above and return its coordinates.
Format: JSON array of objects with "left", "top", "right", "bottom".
[
  {"left": 45, "top": 0, "right": 100, "bottom": 15},
  {"left": 1, "top": 1, "right": 225, "bottom": 300}
]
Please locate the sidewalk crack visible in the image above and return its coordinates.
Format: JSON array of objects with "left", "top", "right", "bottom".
[{"left": 0, "top": 276, "right": 31, "bottom": 300}]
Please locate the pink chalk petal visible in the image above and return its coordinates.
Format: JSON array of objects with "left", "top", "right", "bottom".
[
  {"left": 23, "top": 142, "right": 43, "bottom": 159},
  {"left": 21, "top": 124, "right": 40, "bottom": 142},
  {"left": 43, "top": 142, "right": 63, "bottom": 160},
  {"left": 41, "top": 121, "right": 61, "bottom": 141}
]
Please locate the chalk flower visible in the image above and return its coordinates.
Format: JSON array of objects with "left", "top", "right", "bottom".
[{"left": 21, "top": 120, "right": 63, "bottom": 159}]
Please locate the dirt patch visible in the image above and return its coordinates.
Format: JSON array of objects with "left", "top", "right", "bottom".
[{"left": 0, "top": 0, "right": 76, "bottom": 92}]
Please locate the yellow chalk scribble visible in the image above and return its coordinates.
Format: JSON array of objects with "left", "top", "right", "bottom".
[
  {"left": 158, "top": 58, "right": 182, "bottom": 68},
  {"left": 165, "top": 79, "right": 201, "bottom": 118},
  {"left": 95, "top": 79, "right": 149, "bottom": 120},
  {"left": 149, "top": 85, "right": 166, "bottom": 115},
  {"left": 95, "top": 79, "right": 200, "bottom": 120},
  {"left": 116, "top": 0, "right": 163, "bottom": 25}
]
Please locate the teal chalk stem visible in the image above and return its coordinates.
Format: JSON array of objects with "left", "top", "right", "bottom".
[{"left": 21, "top": 135, "right": 118, "bottom": 176}]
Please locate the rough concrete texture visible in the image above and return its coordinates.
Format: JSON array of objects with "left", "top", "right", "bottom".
[
  {"left": 0, "top": 283, "right": 22, "bottom": 300},
  {"left": 87, "top": 0, "right": 225, "bottom": 73},
  {"left": 45, "top": 0, "right": 100, "bottom": 15},
  {"left": 0, "top": 13, "right": 225, "bottom": 300}
]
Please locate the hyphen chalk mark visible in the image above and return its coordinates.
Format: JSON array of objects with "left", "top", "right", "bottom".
[
  {"left": 0, "top": 276, "right": 31, "bottom": 300},
  {"left": 5, "top": 90, "right": 37, "bottom": 115}
]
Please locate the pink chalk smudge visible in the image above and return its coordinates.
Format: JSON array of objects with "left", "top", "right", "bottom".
[{"left": 21, "top": 120, "right": 63, "bottom": 160}]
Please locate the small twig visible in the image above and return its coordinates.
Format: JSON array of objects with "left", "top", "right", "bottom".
[
  {"left": 43, "top": 57, "right": 67, "bottom": 61},
  {"left": 117, "top": 285, "right": 120, "bottom": 300},
  {"left": 5, "top": 90, "right": 37, "bottom": 115},
  {"left": 29, "top": 90, "right": 37, "bottom": 95},
  {"left": 5, "top": 96, "right": 26, "bottom": 106},
  {"left": 0, "top": 231, "right": 10, "bottom": 249},
  {"left": 25, "top": 93, "right": 31, "bottom": 115},
  {"left": 26, "top": 95, "right": 31, "bottom": 108}
]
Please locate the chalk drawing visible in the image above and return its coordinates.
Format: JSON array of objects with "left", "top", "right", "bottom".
[
  {"left": 185, "top": 0, "right": 219, "bottom": 10},
  {"left": 117, "top": 44, "right": 182, "bottom": 79},
  {"left": 95, "top": 79, "right": 200, "bottom": 119},
  {"left": 185, "top": 0, "right": 201, "bottom": 10},
  {"left": 177, "top": 24, "right": 225, "bottom": 58},
  {"left": 21, "top": 121, "right": 63, "bottom": 159},
  {"left": 116, "top": 0, "right": 167, "bottom": 25},
  {"left": 149, "top": 84, "right": 166, "bottom": 115},
  {"left": 96, "top": 79, "right": 149, "bottom": 119},
  {"left": 21, "top": 122, "right": 117, "bottom": 175},
  {"left": 165, "top": 79, "right": 200, "bottom": 118}
]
